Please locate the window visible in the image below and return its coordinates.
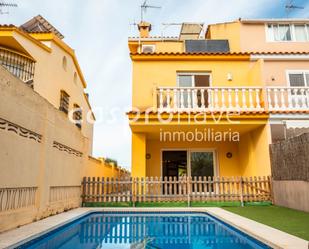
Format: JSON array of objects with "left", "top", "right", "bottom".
[
  {"left": 73, "top": 104, "right": 82, "bottom": 129},
  {"left": 177, "top": 73, "right": 211, "bottom": 108},
  {"left": 62, "top": 56, "right": 67, "bottom": 70},
  {"left": 288, "top": 71, "right": 309, "bottom": 87},
  {"left": 59, "top": 90, "right": 70, "bottom": 114},
  {"left": 73, "top": 72, "right": 77, "bottom": 84},
  {"left": 267, "top": 24, "right": 309, "bottom": 42},
  {"left": 294, "top": 25, "right": 308, "bottom": 41}
]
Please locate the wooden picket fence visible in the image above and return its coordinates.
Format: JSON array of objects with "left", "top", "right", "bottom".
[{"left": 81, "top": 176, "right": 272, "bottom": 206}]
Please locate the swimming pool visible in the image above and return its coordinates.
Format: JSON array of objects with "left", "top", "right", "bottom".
[{"left": 17, "top": 212, "right": 272, "bottom": 249}]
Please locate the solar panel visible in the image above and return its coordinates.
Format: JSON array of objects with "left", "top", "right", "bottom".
[
  {"left": 185, "top": 40, "right": 230, "bottom": 53},
  {"left": 179, "top": 23, "right": 203, "bottom": 40}
]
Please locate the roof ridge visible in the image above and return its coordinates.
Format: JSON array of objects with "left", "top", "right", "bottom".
[{"left": 20, "top": 15, "right": 64, "bottom": 40}]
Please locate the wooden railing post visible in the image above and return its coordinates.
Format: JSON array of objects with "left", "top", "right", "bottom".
[
  {"left": 187, "top": 176, "right": 191, "bottom": 207},
  {"left": 239, "top": 176, "right": 244, "bottom": 207},
  {"left": 268, "top": 176, "right": 274, "bottom": 204},
  {"left": 132, "top": 177, "right": 135, "bottom": 207}
]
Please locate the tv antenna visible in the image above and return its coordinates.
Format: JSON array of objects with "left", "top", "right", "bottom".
[
  {"left": 140, "top": 0, "right": 161, "bottom": 21},
  {"left": 285, "top": 0, "right": 304, "bottom": 17},
  {"left": 0, "top": 2, "right": 18, "bottom": 14}
]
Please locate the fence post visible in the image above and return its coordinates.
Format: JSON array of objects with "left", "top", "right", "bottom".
[
  {"left": 132, "top": 177, "right": 135, "bottom": 207},
  {"left": 187, "top": 176, "right": 191, "bottom": 207},
  {"left": 239, "top": 176, "right": 244, "bottom": 207},
  {"left": 81, "top": 177, "right": 86, "bottom": 207},
  {"left": 269, "top": 176, "right": 274, "bottom": 204}
]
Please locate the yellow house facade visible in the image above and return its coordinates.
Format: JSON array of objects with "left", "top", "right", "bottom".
[
  {"left": 0, "top": 15, "right": 95, "bottom": 153},
  {"left": 128, "top": 20, "right": 309, "bottom": 179}
]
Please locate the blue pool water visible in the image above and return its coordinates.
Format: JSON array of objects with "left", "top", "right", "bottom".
[{"left": 17, "top": 212, "right": 272, "bottom": 249}]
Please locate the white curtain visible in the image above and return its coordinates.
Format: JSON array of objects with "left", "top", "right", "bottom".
[
  {"left": 274, "top": 25, "right": 291, "bottom": 41},
  {"left": 294, "top": 25, "right": 307, "bottom": 41}
]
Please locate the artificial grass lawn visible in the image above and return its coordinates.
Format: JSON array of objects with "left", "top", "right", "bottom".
[{"left": 224, "top": 206, "right": 309, "bottom": 241}]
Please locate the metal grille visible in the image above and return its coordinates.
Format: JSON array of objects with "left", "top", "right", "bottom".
[
  {"left": 73, "top": 104, "right": 82, "bottom": 129},
  {"left": 0, "top": 47, "right": 35, "bottom": 85},
  {"left": 59, "top": 91, "right": 70, "bottom": 114}
]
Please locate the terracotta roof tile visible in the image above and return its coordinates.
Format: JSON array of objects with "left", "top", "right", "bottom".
[
  {"left": 130, "top": 51, "right": 309, "bottom": 56},
  {"left": 126, "top": 109, "right": 309, "bottom": 115},
  {"left": 20, "top": 15, "right": 64, "bottom": 39},
  {"left": 0, "top": 24, "right": 15, "bottom": 28}
]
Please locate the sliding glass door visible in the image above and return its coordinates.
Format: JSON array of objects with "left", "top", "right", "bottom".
[
  {"left": 190, "top": 151, "right": 215, "bottom": 178},
  {"left": 162, "top": 150, "right": 216, "bottom": 178}
]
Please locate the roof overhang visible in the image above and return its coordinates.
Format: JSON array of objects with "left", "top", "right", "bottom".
[
  {"left": 0, "top": 35, "right": 35, "bottom": 60},
  {"left": 251, "top": 53, "right": 309, "bottom": 61},
  {"left": 130, "top": 52, "right": 250, "bottom": 61},
  {"left": 0, "top": 26, "right": 51, "bottom": 53},
  {"left": 240, "top": 18, "right": 309, "bottom": 24}
]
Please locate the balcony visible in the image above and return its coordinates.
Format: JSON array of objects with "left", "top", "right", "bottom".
[
  {"left": 157, "top": 86, "right": 309, "bottom": 113},
  {"left": 0, "top": 47, "right": 35, "bottom": 87},
  {"left": 267, "top": 87, "right": 309, "bottom": 111}
]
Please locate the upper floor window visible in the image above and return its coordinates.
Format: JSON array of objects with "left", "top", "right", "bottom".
[
  {"left": 177, "top": 73, "right": 211, "bottom": 108},
  {"left": 288, "top": 71, "right": 309, "bottom": 87},
  {"left": 62, "top": 56, "right": 67, "bottom": 71},
  {"left": 73, "top": 104, "right": 82, "bottom": 129},
  {"left": 59, "top": 90, "right": 70, "bottom": 114},
  {"left": 73, "top": 72, "right": 78, "bottom": 84},
  {"left": 267, "top": 24, "right": 309, "bottom": 42}
]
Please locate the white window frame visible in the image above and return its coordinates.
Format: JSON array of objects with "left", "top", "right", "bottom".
[
  {"left": 266, "top": 23, "right": 309, "bottom": 42},
  {"left": 176, "top": 72, "right": 212, "bottom": 87},
  {"left": 286, "top": 70, "right": 309, "bottom": 87}
]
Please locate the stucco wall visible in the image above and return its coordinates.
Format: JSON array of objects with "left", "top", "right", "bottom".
[
  {"left": 262, "top": 61, "right": 309, "bottom": 87},
  {"left": 146, "top": 138, "right": 241, "bottom": 177},
  {"left": 12, "top": 31, "right": 94, "bottom": 154},
  {"left": 209, "top": 22, "right": 309, "bottom": 53},
  {"left": 0, "top": 66, "right": 124, "bottom": 232},
  {"left": 132, "top": 59, "right": 260, "bottom": 109},
  {"left": 84, "top": 156, "right": 128, "bottom": 179},
  {"left": 130, "top": 123, "right": 271, "bottom": 178},
  {"left": 272, "top": 180, "right": 309, "bottom": 212},
  {"left": 240, "top": 23, "right": 309, "bottom": 53}
]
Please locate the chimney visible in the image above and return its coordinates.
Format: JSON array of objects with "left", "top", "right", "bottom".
[{"left": 138, "top": 21, "right": 151, "bottom": 38}]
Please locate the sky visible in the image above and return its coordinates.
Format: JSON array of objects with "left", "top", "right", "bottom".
[{"left": 1, "top": 0, "right": 308, "bottom": 170}]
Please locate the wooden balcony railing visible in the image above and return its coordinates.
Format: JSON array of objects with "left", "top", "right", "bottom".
[
  {"left": 157, "top": 86, "right": 309, "bottom": 112},
  {"left": 0, "top": 47, "right": 35, "bottom": 87}
]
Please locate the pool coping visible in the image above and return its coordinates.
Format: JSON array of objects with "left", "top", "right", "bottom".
[{"left": 0, "top": 207, "right": 307, "bottom": 249}]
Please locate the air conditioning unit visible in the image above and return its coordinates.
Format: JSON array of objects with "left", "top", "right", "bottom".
[{"left": 141, "top": 45, "right": 155, "bottom": 53}]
